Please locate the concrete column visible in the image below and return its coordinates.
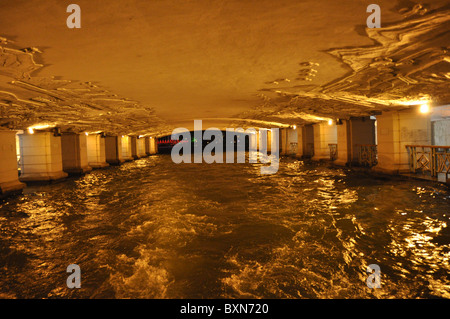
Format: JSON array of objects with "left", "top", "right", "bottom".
[
  {"left": 121, "top": 136, "right": 133, "bottom": 161},
  {"left": 312, "top": 122, "right": 337, "bottom": 161},
  {"left": 335, "top": 117, "right": 376, "bottom": 166},
  {"left": 149, "top": 137, "right": 158, "bottom": 155},
  {"left": 258, "top": 130, "right": 266, "bottom": 154},
  {"left": 130, "top": 136, "right": 139, "bottom": 160},
  {"left": 267, "top": 129, "right": 272, "bottom": 153},
  {"left": 86, "top": 134, "right": 109, "bottom": 168},
  {"left": 248, "top": 131, "right": 258, "bottom": 152},
  {"left": 280, "top": 128, "right": 288, "bottom": 156},
  {"left": 136, "top": 137, "right": 147, "bottom": 157},
  {"left": 374, "top": 109, "right": 431, "bottom": 174},
  {"left": 296, "top": 127, "right": 304, "bottom": 158},
  {"left": 0, "top": 130, "right": 25, "bottom": 197},
  {"left": 105, "top": 136, "right": 124, "bottom": 165},
  {"left": 145, "top": 137, "right": 151, "bottom": 155},
  {"left": 335, "top": 120, "right": 351, "bottom": 166},
  {"left": 286, "top": 128, "right": 298, "bottom": 156},
  {"left": 18, "top": 131, "right": 68, "bottom": 182},
  {"left": 61, "top": 132, "right": 92, "bottom": 175},
  {"left": 302, "top": 125, "right": 315, "bottom": 158}
]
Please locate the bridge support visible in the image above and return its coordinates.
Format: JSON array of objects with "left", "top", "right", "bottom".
[
  {"left": 61, "top": 132, "right": 92, "bottom": 175},
  {"left": 137, "top": 137, "right": 147, "bottom": 158},
  {"left": 121, "top": 136, "right": 134, "bottom": 161},
  {"left": 281, "top": 128, "right": 298, "bottom": 156},
  {"left": 105, "top": 136, "right": 125, "bottom": 165},
  {"left": 312, "top": 122, "right": 337, "bottom": 161},
  {"left": 0, "top": 130, "right": 25, "bottom": 197},
  {"left": 18, "top": 131, "right": 68, "bottom": 182},
  {"left": 296, "top": 127, "right": 304, "bottom": 158},
  {"left": 149, "top": 137, "right": 158, "bottom": 155},
  {"left": 86, "top": 134, "right": 109, "bottom": 168},
  {"left": 374, "top": 108, "right": 431, "bottom": 174},
  {"left": 130, "top": 136, "right": 139, "bottom": 160},
  {"left": 334, "top": 117, "right": 376, "bottom": 166}
]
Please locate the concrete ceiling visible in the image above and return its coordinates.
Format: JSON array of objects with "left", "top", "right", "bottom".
[{"left": 0, "top": 0, "right": 449, "bottom": 136}]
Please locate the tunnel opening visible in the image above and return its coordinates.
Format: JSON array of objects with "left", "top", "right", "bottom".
[{"left": 157, "top": 130, "right": 251, "bottom": 154}]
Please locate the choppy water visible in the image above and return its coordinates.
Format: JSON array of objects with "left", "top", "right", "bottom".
[{"left": 0, "top": 155, "right": 449, "bottom": 299}]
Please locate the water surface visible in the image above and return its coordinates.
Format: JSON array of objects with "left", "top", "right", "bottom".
[{"left": 0, "top": 155, "right": 449, "bottom": 298}]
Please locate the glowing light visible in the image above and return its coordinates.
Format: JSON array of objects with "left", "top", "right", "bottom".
[
  {"left": 138, "top": 135, "right": 145, "bottom": 138},
  {"left": 328, "top": 119, "right": 333, "bottom": 125},
  {"left": 292, "top": 125, "right": 297, "bottom": 130},
  {"left": 85, "top": 132, "right": 89, "bottom": 136},
  {"left": 419, "top": 103, "right": 430, "bottom": 114},
  {"left": 26, "top": 123, "right": 56, "bottom": 134}
]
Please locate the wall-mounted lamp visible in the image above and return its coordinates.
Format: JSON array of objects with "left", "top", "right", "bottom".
[{"left": 419, "top": 103, "right": 430, "bottom": 114}]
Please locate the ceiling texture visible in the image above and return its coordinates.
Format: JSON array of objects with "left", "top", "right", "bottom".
[{"left": 0, "top": 0, "right": 449, "bottom": 136}]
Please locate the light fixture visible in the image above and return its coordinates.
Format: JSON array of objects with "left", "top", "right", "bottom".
[
  {"left": 28, "top": 127, "right": 34, "bottom": 134},
  {"left": 419, "top": 103, "right": 430, "bottom": 114},
  {"left": 292, "top": 125, "right": 297, "bottom": 130},
  {"left": 85, "top": 132, "right": 89, "bottom": 136},
  {"left": 328, "top": 119, "right": 333, "bottom": 125}
]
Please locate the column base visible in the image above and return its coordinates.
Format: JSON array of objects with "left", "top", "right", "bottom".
[
  {"left": 123, "top": 156, "right": 134, "bottom": 162},
  {"left": 107, "top": 159, "right": 125, "bottom": 166},
  {"left": 311, "top": 155, "right": 330, "bottom": 161},
  {"left": 333, "top": 159, "right": 348, "bottom": 167},
  {"left": 89, "top": 162, "right": 110, "bottom": 169},
  {"left": 63, "top": 166, "right": 93, "bottom": 175},
  {"left": 371, "top": 166, "right": 400, "bottom": 175},
  {"left": 0, "top": 180, "right": 26, "bottom": 198},
  {"left": 19, "top": 171, "right": 68, "bottom": 183}
]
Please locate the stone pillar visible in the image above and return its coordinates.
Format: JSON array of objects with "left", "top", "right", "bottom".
[
  {"left": 258, "top": 130, "right": 266, "bottom": 154},
  {"left": 335, "top": 120, "right": 351, "bottom": 166},
  {"left": 145, "top": 137, "right": 151, "bottom": 156},
  {"left": 374, "top": 109, "right": 431, "bottom": 174},
  {"left": 335, "top": 117, "right": 376, "bottom": 166},
  {"left": 61, "top": 132, "right": 92, "bottom": 175},
  {"left": 137, "top": 137, "right": 147, "bottom": 157},
  {"left": 302, "top": 125, "right": 315, "bottom": 158},
  {"left": 280, "top": 128, "right": 288, "bottom": 156},
  {"left": 130, "top": 136, "right": 139, "bottom": 160},
  {"left": 86, "top": 134, "right": 109, "bottom": 168},
  {"left": 312, "top": 122, "right": 337, "bottom": 161},
  {"left": 248, "top": 131, "right": 258, "bottom": 152},
  {"left": 286, "top": 128, "right": 298, "bottom": 156},
  {"left": 149, "top": 137, "right": 158, "bottom": 155},
  {"left": 105, "top": 136, "right": 124, "bottom": 165},
  {"left": 18, "top": 131, "right": 68, "bottom": 182},
  {"left": 0, "top": 130, "right": 25, "bottom": 197},
  {"left": 296, "top": 126, "right": 304, "bottom": 158},
  {"left": 267, "top": 129, "right": 272, "bottom": 153},
  {"left": 121, "top": 136, "right": 133, "bottom": 161},
  {"left": 349, "top": 117, "right": 376, "bottom": 164}
]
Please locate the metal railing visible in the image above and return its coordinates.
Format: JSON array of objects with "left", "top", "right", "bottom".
[
  {"left": 328, "top": 143, "right": 337, "bottom": 161},
  {"left": 356, "top": 144, "right": 378, "bottom": 167},
  {"left": 406, "top": 145, "right": 450, "bottom": 179}
]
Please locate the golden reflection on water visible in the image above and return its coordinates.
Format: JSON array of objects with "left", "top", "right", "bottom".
[{"left": 0, "top": 156, "right": 449, "bottom": 298}]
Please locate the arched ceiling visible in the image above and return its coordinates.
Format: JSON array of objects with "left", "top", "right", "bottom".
[{"left": 0, "top": 0, "right": 449, "bottom": 137}]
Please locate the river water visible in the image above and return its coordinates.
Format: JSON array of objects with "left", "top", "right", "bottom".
[{"left": 0, "top": 155, "right": 449, "bottom": 298}]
